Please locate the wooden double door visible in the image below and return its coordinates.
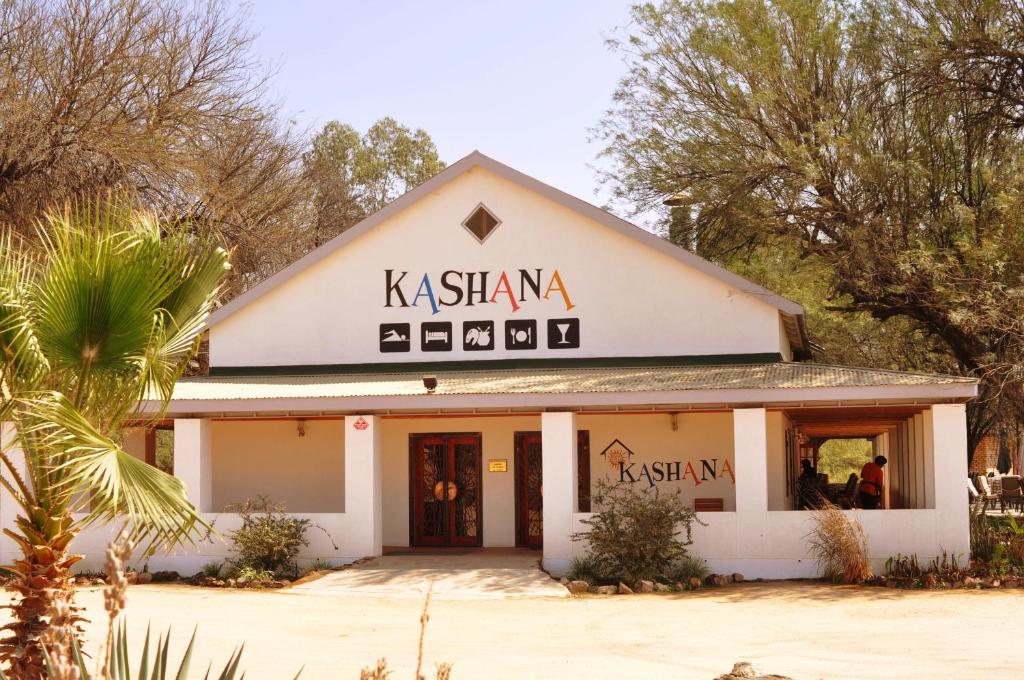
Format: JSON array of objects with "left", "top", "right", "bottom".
[{"left": 410, "top": 434, "right": 482, "bottom": 546}]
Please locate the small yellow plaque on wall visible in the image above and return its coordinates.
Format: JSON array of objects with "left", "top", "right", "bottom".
[{"left": 488, "top": 459, "right": 508, "bottom": 472}]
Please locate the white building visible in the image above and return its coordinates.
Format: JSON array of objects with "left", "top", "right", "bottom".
[{"left": 9, "top": 152, "right": 976, "bottom": 578}]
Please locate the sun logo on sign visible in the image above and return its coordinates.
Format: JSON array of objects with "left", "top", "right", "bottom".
[{"left": 600, "top": 438, "right": 634, "bottom": 469}]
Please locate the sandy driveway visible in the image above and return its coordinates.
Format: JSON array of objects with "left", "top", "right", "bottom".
[{"left": 11, "top": 582, "right": 1021, "bottom": 679}]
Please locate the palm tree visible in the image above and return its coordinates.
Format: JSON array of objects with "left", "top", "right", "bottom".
[{"left": 0, "top": 198, "right": 229, "bottom": 678}]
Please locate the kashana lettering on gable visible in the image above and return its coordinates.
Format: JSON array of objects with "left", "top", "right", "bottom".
[{"left": 385, "top": 268, "right": 575, "bottom": 313}]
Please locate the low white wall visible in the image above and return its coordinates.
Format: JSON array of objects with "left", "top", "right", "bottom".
[
  {"left": 62, "top": 512, "right": 361, "bottom": 575},
  {"left": 570, "top": 508, "right": 965, "bottom": 579}
]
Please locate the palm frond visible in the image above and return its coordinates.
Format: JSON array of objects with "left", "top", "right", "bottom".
[
  {"left": 139, "top": 229, "right": 230, "bottom": 406},
  {"left": 0, "top": 231, "right": 48, "bottom": 417},
  {"left": 21, "top": 393, "right": 209, "bottom": 550}
]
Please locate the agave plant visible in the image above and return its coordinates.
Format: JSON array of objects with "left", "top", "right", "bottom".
[
  {"left": 0, "top": 198, "right": 230, "bottom": 678},
  {"left": 0, "top": 625, "right": 246, "bottom": 680}
]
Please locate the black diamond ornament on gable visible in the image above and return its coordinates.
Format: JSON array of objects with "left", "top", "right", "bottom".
[{"left": 461, "top": 204, "right": 501, "bottom": 242}]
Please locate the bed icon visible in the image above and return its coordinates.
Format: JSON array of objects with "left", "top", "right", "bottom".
[{"left": 421, "top": 322, "right": 453, "bottom": 352}]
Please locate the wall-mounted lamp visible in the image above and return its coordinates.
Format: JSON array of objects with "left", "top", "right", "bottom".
[
  {"left": 423, "top": 375, "right": 438, "bottom": 393},
  {"left": 296, "top": 419, "right": 306, "bottom": 437},
  {"left": 670, "top": 412, "right": 679, "bottom": 431}
]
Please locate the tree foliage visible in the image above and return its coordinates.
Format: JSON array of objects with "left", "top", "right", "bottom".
[
  {"left": 303, "top": 117, "right": 446, "bottom": 246},
  {"left": 0, "top": 0, "right": 308, "bottom": 298},
  {"left": 599, "top": 0, "right": 1024, "bottom": 457}
]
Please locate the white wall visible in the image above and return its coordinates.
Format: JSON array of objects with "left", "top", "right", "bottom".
[
  {"left": 209, "top": 420, "right": 345, "bottom": 512},
  {"left": 577, "top": 412, "right": 736, "bottom": 510},
  {"left": 210, "top": 166, "right": 786, "bottom": 367}
]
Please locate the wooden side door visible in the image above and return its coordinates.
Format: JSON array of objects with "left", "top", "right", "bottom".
[
  {"left": 514, "top": 433, "right": 544, "bottom": 548},
  {"left": 514, "top": 430, "right": 591, "bottom": 548}
]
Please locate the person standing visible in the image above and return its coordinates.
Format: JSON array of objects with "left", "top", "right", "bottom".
[{"left": 858, "top": 456, "right": 887, "bottom": 509}]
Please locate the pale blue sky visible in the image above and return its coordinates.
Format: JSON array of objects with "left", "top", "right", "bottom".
[{"left": 241, "top": 1, "right": 636, "bottom": 208}]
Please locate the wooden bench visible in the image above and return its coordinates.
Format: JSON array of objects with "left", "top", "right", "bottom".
[{"left": 694, "top": 497, "right": 724, "bottom": 512}]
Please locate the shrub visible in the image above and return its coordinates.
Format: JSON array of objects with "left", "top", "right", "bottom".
[
  {"left": 200, "top": 561, "right": 223, "bottom": 578},
  {"left": 226, "top": 496, "right": 311, "bottom": 579},
  {"left": 233, "top": 565, "right": 276, "bottom": 584},
  {"left": 573, "top": 479, "right": 703, "bottom": 584},
  {"left": 567, "top": 554, "right": 612, "bottom": 585},
  {"left": 665, "top": 554, "right": 710, "bottom": 583},
  {"left": 806, "top": 500, "right": 871, "bottom": 583},
  {"left": 971, "top": 505, "right": 1024, "bottom": 576}
]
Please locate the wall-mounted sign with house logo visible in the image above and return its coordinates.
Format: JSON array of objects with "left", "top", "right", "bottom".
[{"left": 600, "top": 438, "right": 634, "bottom": 469}]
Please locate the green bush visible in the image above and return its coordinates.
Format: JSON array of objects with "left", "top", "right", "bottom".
[
  {"left": 226, "top": 496, "right": 311, "bottom": 579},
  {"left": 665, "top": 554, "right": 710, "bottom": 584},
  {"left": 200, "top": 561, "right": 223, "bottom": 578},
  {"left": 567, "top": 554, "right": 613, "bottom": 585},
  {"left": 573, "top": 479, "right": 703, "bottom": 584}
]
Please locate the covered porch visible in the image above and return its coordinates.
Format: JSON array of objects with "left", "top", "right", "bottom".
[{"left": 60, "top": 361, "right": 975, "bottom": 578}]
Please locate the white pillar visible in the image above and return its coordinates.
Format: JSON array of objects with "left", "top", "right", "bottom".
[
  {"left": 733, "top": 408, "right": 768, "bottom": 513},
  {"left": 921, "top": 410, "right": 935, "bottom": 509},
  {"left": 173, "top": 419, "right": 212, "bottom": 512},
  {"left": 344, "top": 415, "right": 382, "bottom": 559},
  {"left": 541, "top": 411, "right": 576, "bottom": 577},
  {"left": 931, "top": 404, "right": 969, "bottom": 557}
]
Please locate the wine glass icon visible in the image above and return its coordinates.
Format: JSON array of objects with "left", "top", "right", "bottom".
[{"left": 554, "top": 322, "right": 571, "bottom": 345}]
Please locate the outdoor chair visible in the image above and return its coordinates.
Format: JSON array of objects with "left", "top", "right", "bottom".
[
  {"left": 975, "top": 475, "right": 1000, "bottom": 511},
  {"left": 967, "top": 477, "right": 980, "bottom": 502},
  {"left": 1000, "top": 476, "right": 1024, "bottom": 513},
  {"left": 839, "top": 473, "right": 859, "bottom": 509}
]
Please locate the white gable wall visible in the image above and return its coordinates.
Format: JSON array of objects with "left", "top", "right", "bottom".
[{"left": 210, "top": 166, "right": 786, "bottom": 368}]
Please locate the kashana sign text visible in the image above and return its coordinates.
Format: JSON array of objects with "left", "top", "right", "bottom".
[{"left": 384, "top": 268, "right": 575, "bottom": 314}]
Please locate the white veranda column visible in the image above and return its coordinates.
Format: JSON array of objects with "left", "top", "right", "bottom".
[
  {"left": 931, "top": 404, "right": 969, "bottom": 556},
  {"left": 541, "top": 411, "right": 577, "bottom": 577},
  {"left": 733, "top": 408, "right": 768, "bottom": 513},
  {"left": 345, "top": 415, "right": 382, "bottom": 559},
  {"left": 173, "top": 419, "right": 212, "bottom": 512}
]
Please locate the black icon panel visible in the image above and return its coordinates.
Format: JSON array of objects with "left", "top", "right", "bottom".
[
  {"left": 505, "top": 319, "right": 537, "bottom": 350},
  {"left": 463, "top": 320, "right": 495, "bottom": 351},
  {"left": 421, "top": 322, "right": 453, "bottom": 352},
  {"left": 547, "top": 318, "right": 580, "bottom": 349},
  {"left": 379, "top": 323, "right": 411, "bottom": 352}
]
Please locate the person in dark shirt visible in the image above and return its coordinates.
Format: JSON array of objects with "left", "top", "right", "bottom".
[{"left": 797, "top": 459, "right": 820, "bottom": 509}]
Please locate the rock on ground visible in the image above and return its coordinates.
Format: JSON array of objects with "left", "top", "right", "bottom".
[{"left": 715, "top": 661, "right": 793, "bottom": 680}]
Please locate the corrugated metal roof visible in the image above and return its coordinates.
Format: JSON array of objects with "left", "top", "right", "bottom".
[{"left": 166, "top": 363, "right": 975, "bottom": 401}]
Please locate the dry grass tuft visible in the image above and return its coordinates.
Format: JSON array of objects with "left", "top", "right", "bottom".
[{"left": 806, "top": 500, "right": 872, "bottom": 583}]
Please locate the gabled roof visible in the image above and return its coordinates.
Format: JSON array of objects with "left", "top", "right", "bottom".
[{"left": 207, "top": 151, "right": 809, "bottom": 352}]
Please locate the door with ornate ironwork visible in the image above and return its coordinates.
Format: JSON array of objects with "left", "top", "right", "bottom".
[
  {"left": 515, "top": 433, "right": 544, "bottom": 548},
  {"left": 514, "top": 431, "right": 591, "bottom": 548},
  {"left": 410, "top": 434, "right": 482, "bottom": 547}
]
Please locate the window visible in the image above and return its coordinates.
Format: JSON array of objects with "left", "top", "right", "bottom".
[
  {"left": 461, "top": 204, "right": 501, "bottom": 242},
  {"left": 144, "top": 424, "right": 175, "bottom": 474}
]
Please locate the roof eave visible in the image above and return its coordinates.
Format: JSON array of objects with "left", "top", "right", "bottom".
[{"left": 145, "top": 381, "right": 977, "bottom": 417}]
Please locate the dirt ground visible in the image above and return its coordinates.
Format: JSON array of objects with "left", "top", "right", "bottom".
[{"left": 10, "top": 582, "right": 1021, "bottom": 679}]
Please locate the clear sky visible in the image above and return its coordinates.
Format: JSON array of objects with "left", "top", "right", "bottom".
[{"left": 241, "top": 0, "right": 636, "bottom": 209}]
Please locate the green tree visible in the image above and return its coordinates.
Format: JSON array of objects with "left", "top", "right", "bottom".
[
  {"left": 303, "top": 117, "right": 446, "bottom": 245},
  {"left": 0, "top": 198, "right": 228, "bottom": 678},
  {"left": 598, "top": 0, "right": 1024, "bottom": 459}
]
